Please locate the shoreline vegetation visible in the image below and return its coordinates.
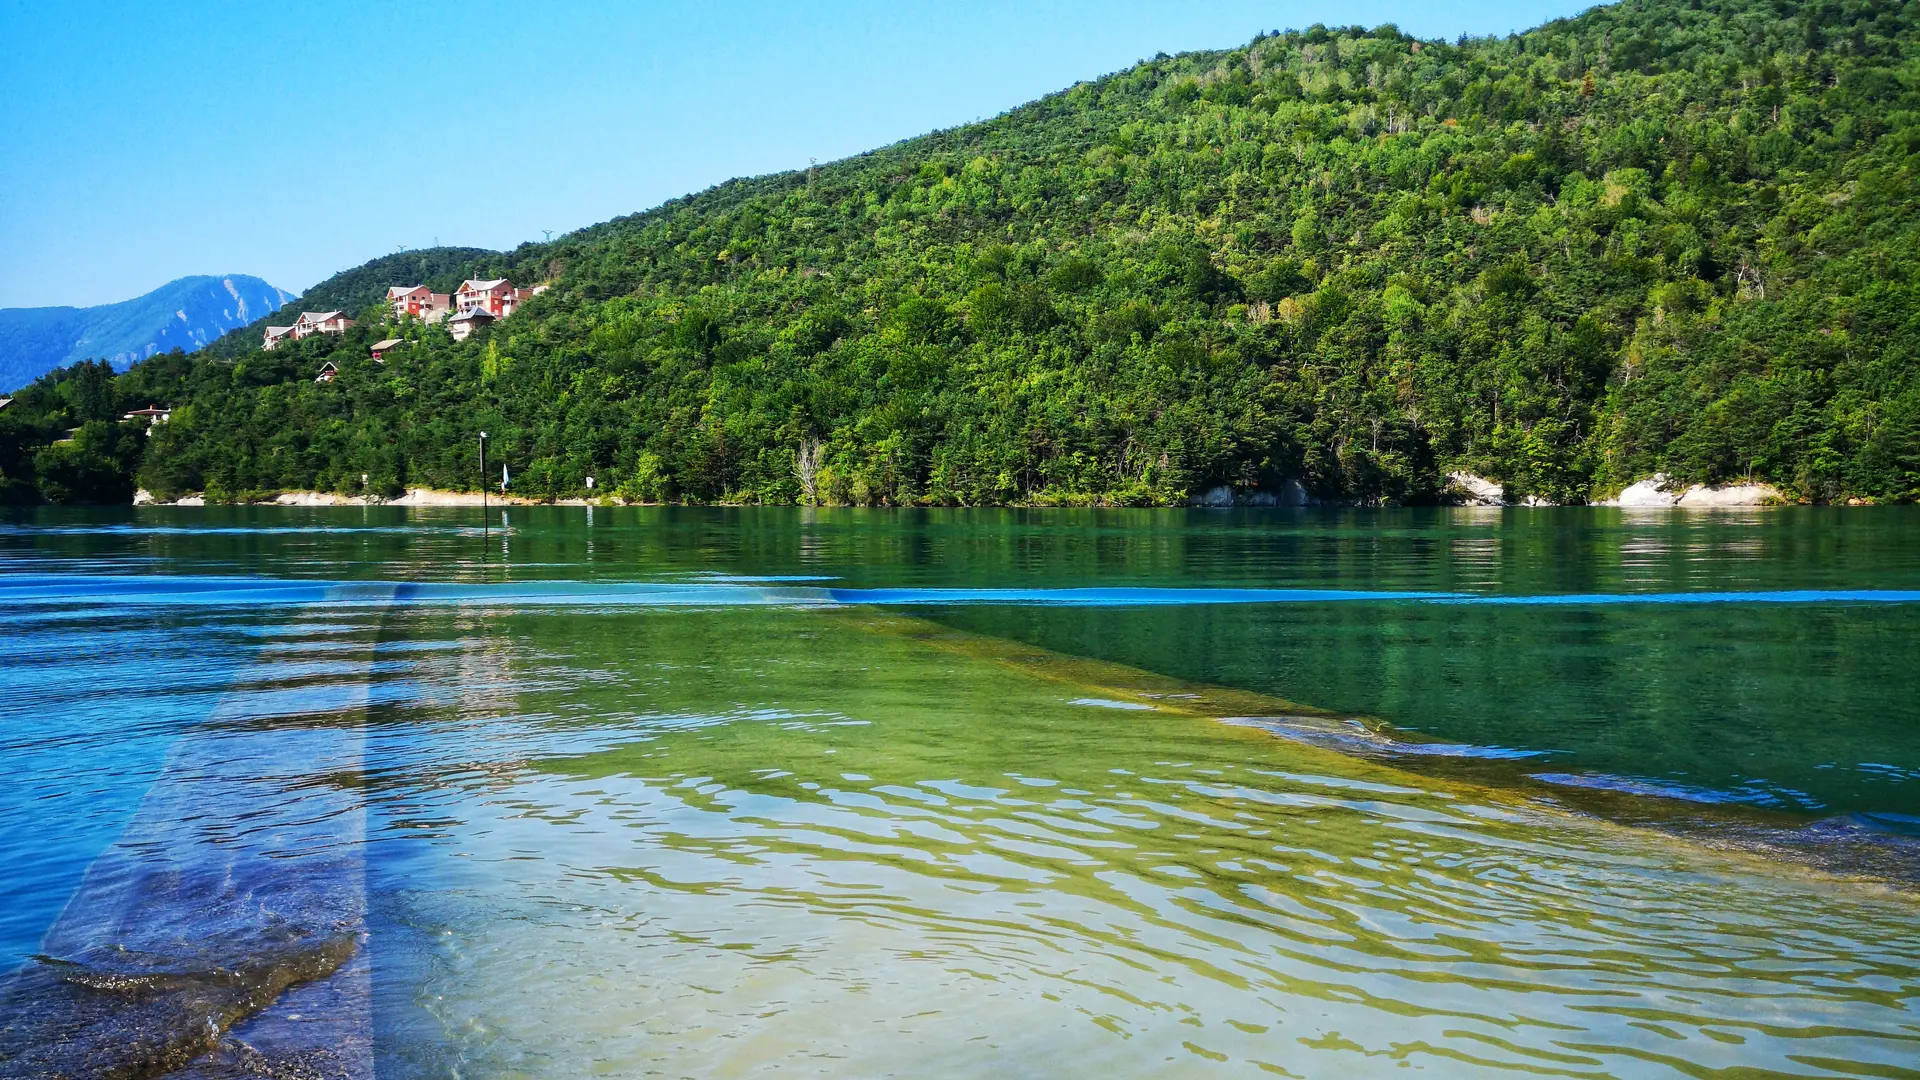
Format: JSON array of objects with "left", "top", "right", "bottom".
[{"left": 5, "top": 0, "right": 1919, "bottom": 509}]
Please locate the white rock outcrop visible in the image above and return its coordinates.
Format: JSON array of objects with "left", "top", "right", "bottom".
[
  {"left": 1446, "top": 472, "right": 1504, "bottom": 506},
  {"left": 1675, "top": 482, "right": 1782, "bottom": 507},
  {"left": 1601, "top": 474, "right": 1783, "bottom": 507},
  {"left": 1609, "top": 476, "right": 1681, "bottom": 506}
]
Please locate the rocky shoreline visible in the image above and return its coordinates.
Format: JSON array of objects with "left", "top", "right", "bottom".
[
  {"left": 133, "top": 488, "right": 609, "bottom": 508},
  {"left": 1185, "top": 474, "right": 1795, "bottom": 508},
  {"left": 133, "top": 476, "right": 1807, "bottom": 509},
  {"left": 1444, "top": 472, "right": 1787, "bottom": 508}
]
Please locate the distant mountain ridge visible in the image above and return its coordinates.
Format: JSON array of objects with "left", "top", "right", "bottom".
[{"left": 0, "top": 276, "right": 292, "bottom": 391}]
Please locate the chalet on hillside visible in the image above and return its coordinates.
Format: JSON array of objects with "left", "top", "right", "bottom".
[
  {"left": 122, "top": 405, "right": 172, "bottom": 426},
  {"left": 263, "top": 324, "right": 297, "bottom": 350},
  {"left": 455, "top": 278, "right": 527, "bottom": 319},
  {"left": 315, "top": 361, "right": 338, "bottom": 384},
  {"left": 292, "top": 311, "right": 355, "bottom": 339},
  {"left": 387, "top": 285, "right": 451, "bottom": 322},
  {"left": 448, "top": 307, "right": 494, "bottom": 342},
  {"left": 370, "top": 338, "right": 403, "bottom": 362}
]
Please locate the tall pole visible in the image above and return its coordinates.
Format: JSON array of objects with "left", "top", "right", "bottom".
[{"left": 479, "top": 431, "right": 489, "bottom": 553}]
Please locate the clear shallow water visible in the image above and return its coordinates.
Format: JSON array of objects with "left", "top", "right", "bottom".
[{"left": 1, "top": 506, "right": 1917, "bottom": 1077}]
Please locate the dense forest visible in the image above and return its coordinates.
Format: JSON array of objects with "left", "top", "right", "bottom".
[{"left": 4, "top": 0, "right": 1918, "bottom": 506}]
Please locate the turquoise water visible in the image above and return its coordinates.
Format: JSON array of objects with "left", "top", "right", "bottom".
[{"left": 1, "top": 506, "right": 1917, "bottom": 1076}]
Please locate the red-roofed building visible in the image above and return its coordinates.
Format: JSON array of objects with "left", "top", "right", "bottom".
[
  {"left": 456, "top": 278, "right": 523, "bottom": 319},
  {"left": 122, "top": 404, "right": 172, "bottom": 427},
  {"left": 387, "top": 285, "right": 451, "bottom": 322}
]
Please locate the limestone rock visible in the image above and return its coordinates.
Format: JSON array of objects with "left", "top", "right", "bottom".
[
  {"left": 1676, "top": 482, "right": 1782, "bottom": 507},
  {"left": 1609, "top": 475, "right": 1681, "bottom": 507},
  {"left": 1446, "top": 472, "right": 1504, "bottom": 506},
  {"left": 1603, "top": 474, "right": 1783, "bottom": 507}
]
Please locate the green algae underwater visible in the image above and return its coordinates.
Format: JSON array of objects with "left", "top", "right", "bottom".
[{"left": 0, "top": 505, "right": 1916, "bottom": 1077}]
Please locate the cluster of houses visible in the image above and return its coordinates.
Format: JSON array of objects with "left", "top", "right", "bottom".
[{"left": 264, "top": 277, "right": 545, "bottom": 353}]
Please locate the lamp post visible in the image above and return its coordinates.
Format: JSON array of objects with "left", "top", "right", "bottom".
[{"left": 479, "top": 431, "right": 489, "bottom": 552}]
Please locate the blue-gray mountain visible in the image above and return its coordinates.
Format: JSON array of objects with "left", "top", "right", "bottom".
[{"left": 0, "top": 276, "right": 292, "bottom": 392}]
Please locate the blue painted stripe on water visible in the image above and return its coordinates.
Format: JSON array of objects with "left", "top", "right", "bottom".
[
  {"left": 824, "top": 587, "right": 1447, "bottom": 605},
  {"left": 3, "top": 575, "right": 1920, "bottom": 608},
  {"left": 1437, "top": 589, "right": 1920, "bottom": 605}
]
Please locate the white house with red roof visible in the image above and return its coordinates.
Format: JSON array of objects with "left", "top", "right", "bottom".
[
  {"left": 291, "top": 311, "right": 355, "bottom": 339},
  {"left": 456, "top": 278, "right": 528, "bottom": 319}
]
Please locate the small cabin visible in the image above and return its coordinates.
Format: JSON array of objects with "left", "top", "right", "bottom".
[
  {"left": 122, "top": 404, "right": 172, "bottom": 426},
  {"left": 370, "top": 338, "right": 403, "bottom": 362},
  {"left": 315, "top": 361, "right": 338, "bottom": 384},
  {"left": 448, "top": 307, "right": 494, "bottom": 342}
]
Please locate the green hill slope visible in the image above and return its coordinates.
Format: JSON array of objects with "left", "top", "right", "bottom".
[{"left": 7, "top": 0, "right": 1919, "bottom": 505}]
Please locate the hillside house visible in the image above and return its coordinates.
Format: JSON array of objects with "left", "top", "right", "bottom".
[
  {"left": 263, "top": 325, "right": 297, "bottom": 350},
  {"left": 315, "top": 362, "right": 338, "bottom": 384},
  {"left": 448, "top": 307, "right": 494, "bottom": 342},
  {"left": 292, "top": 311, "right": 355, "bottom": 339},
  {"left": 456, "top": 278, "right": 524, "bottom": 319},
  {"left": 370, "top": 338, "right": 403, "bottom": 362},
  {"left": 387, "top": 285, "right": 451, "bottom": 322},
  {"left": 122, "top": 405, "right": 172, "bottom": 426}
]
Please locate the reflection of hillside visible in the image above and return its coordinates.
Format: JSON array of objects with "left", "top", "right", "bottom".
[{"left": 934, "top": 587, "right": 1920, "bottom": 819}]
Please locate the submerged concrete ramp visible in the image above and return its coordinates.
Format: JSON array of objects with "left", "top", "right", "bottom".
[{"left": 0, "top": 586, "right": 392, "bottom": 1079}]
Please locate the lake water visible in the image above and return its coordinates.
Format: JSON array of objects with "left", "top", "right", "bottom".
[{"left": 1, "top": 506, "right": 1917, "bottom": 1077}]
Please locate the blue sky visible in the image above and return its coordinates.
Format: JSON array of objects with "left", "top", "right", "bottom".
[{"left": 1, "top": 0, "right": 1584, "bottom": 309}]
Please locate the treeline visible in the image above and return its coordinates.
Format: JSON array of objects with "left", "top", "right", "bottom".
[{"left": 5, "top": 0, "right": 1919, "bottom": 506}]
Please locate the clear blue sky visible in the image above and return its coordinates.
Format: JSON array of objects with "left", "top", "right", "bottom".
[{"left": 1, "top": 0, "right": 1585, "bottom": 309}]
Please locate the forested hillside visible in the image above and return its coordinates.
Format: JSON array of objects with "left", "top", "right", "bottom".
[{"left": 5, "top": 0, "right": 1919, "bottom": 506}]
